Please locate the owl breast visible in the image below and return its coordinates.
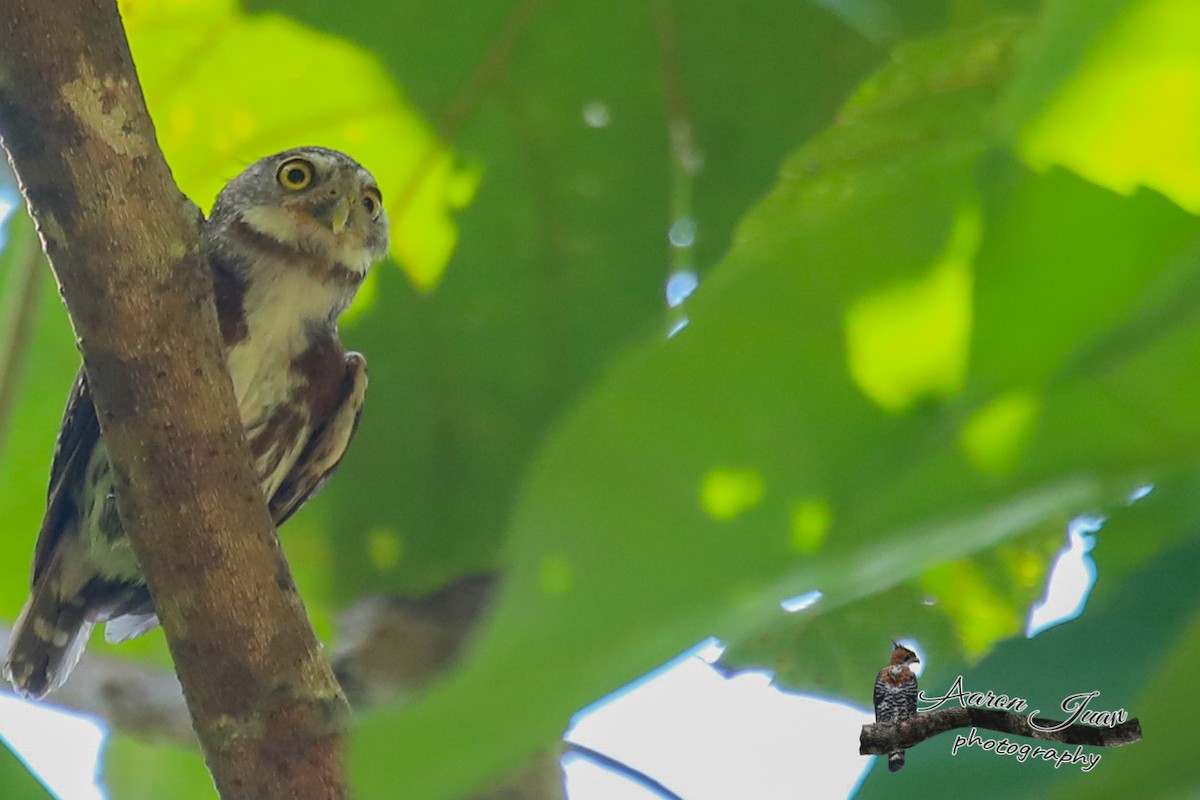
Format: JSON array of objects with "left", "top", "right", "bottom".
[{"left": 223, "top": 259, "right": 349, "bottom": 496}]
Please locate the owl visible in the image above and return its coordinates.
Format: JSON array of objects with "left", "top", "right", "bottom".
[
  {"left": 3, "top": 147, "right": 388, "bottom": 699},
  {"left": 874, "top": 641, "right": 920, "bottom": 772}
]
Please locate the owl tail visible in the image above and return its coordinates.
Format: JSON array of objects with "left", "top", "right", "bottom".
[
  {"left": 3, "top": 577, "right": 93, "bottom": 700},
  {"left": 888, "top": 750, "right": 906, "bottom": 772}
]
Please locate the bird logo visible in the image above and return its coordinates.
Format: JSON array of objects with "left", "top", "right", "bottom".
[{"left": 874, "top": 641, "right": 920, "bottom": 771}]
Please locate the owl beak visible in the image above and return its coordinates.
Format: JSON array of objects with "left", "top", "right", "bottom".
[
  {"left": 328, "top": 196, "right": 351, "bottom": 234},
  {"left": 314, "top": 195, "right": 353, "bottom": 234}
]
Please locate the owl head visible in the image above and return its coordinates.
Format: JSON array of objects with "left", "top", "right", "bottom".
[
  {"left": 210, "top": 146, "right": 389, "bottom": 274},
  {"left": 889, "top": 641, "right": 920, "bottom": 666}
]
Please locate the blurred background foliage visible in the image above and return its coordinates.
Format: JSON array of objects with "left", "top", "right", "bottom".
[{"left": 2, "top": 0, "right": 1200, "bottom": 797}]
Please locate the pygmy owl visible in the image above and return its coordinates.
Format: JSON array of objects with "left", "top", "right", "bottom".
[{"left": 3, "top": 146, "right": 388, "bottom": 699}]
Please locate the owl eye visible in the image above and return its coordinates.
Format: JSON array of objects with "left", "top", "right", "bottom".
[
  {"left": 362, "top": 188, "right": 383, "bottom": 220},
  {"left": 277, "top": 158, "right": 315, "bottom": 190}
]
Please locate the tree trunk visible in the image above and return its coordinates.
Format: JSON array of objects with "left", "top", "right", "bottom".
[{"left": 0, "top": 2, "right": 349, "bottom": 798}]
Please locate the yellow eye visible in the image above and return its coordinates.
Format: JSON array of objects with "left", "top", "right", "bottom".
[
  {"left": 276, "top": 158, "right": 314, "bottom": 190},
  {"left": 362, "top": 188, "right": 383, "bottom": 220}
]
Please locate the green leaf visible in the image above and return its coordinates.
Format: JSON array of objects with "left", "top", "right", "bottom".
[
  {"left": 1015, "top": 0, "right": 1200, "bottom": 212},
  {"left": 103, "top": 736, "right": 216, "bottom": 800},
  {"left": 344, "top": 20, "right": 1044, "bottom": 798},
  {"left": 0, "top": 736, "right": 53, "bottom": 800},
  {"left": 268, "top": 0, "right": 888, "bottom": 598},
  {"left": 719, "top": 515, "right": 1065, "bottom": 702},
  {"left": 348, "top": 13, "right": 1200, "bottom": 795},
  {"left": 0, "top": 205, "right": 41, "bottom": 459},
  {"left": 0, "top": 210, "right": 78, "bottom": 623}
]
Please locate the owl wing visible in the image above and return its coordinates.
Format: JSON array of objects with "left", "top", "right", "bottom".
[
  {"left": 269, "top": 352, "right": 367, "bottom": 527},
  {"left": 873, "top": 670, "right": 887, "bottom": 721},
  {"left": 903, "top": 677, "right": 919, "bottom": 718},
  {"left": 31, "top": 369, "right": 101, "bottom": 583}
]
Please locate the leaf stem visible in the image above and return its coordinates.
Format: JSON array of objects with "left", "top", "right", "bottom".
[{"left": 565, "top": 741, "right": 686, "bottom": 800}]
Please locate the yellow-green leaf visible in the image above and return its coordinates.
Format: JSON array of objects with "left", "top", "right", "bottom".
[
  {"left": 844, "top": 204, "right": 979, "bottom": 413},
  {"left": 119, "top": 0, "right": 478, "bottom": 291},
  {"left": 1021, "top": 0, "right": 1200, "bottom": 212}
]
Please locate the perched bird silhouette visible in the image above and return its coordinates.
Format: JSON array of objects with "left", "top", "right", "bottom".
[
  {"left": 4, "top": 147, "right": 388, "bottom": 699},
  {"left": 874, "top": 641, "right": 920, "bottom": 772}
]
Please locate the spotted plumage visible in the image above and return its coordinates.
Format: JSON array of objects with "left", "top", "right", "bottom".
[
  {"left": 4, "top": 147, "right": 388, "bottom": 699},
  {"left": 874, "top": 641, "right": 920, "bottom": 772}
]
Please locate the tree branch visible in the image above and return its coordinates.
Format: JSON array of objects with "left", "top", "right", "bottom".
[
  {"left": 0, "top": 573, "right": 565, "bottom": 799},
  {"left": 332, "top": 572, "right": 497, "bottom": 707},
  {"left": 0, "top": 3, "right": 347, "bottom": 798},
  {"left": 0, "top": 575, "right": 499, "bottom": 751},
  {"left": 860, "top": 708, "right": 1143, "bottom": 755},
  {"left": 0, "top": 626, "right": 194, "bottom": 748}
]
